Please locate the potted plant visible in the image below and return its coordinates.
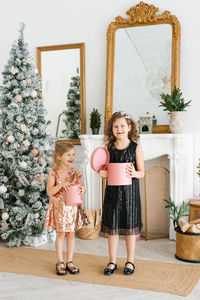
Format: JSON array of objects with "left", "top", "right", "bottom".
[
  {"left": 164, "top": 197, "right": 200, "bottom": 263},
  {"left": 90, "top": 109, "right": 101, "bottom": 134},
  {"left": 159, "top": 86, "right": 191, "bottom": 133},
  {"left": 164, "top": 197, "right": 190, "bottom": 232}
]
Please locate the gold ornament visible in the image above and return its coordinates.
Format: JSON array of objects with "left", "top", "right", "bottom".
[
  {"left": 38, "top": 174, "right": 45, "bottom": 182},
  {"left": 38, "top": 155, "right": 43, "bottom": 164},
  {"left": 31, "top": 149, "right": 38, "bottom": 156},
  {"left": 15, "top": 94, "right": 22, "bottom": 102},
  {"left": 26, "top": 78, "right": 31, "bottom": 85}
]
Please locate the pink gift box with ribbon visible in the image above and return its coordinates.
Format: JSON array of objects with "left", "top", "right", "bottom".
[
  {"left": 90, "top": 147, "right": 132, "bottom": 186},
  {"left": 65, "top": 185, "right": 82, "bottom": 206}
]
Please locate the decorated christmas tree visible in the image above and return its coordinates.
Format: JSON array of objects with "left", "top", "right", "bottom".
[
  {"left": 0, "top": 23, "right": 53, "bottom": 247},
  {"left": 62, "top": 69, "right": 81, "bottom": 139}
]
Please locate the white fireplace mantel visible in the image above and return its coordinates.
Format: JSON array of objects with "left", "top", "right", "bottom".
[{"left": 80, "top": 134, "right": 194, "bottom": 239}]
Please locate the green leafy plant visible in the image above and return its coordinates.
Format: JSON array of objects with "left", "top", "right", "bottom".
[
  {"left": 164, "top": 197, "right": 190, "bottom": 231},
  {"left": 89, "top": 108, "right": 101, "bottom": 129},
  {"left": 159, "top": 86, "right": 191, "bottom": 112}
]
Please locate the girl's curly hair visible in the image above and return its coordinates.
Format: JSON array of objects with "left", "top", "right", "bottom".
[
  {"left": 104, "top": 112, "right": 139, "bottom": 148},
  {"left": 52, "top": 142, "right": 75, "bottom": 168}
]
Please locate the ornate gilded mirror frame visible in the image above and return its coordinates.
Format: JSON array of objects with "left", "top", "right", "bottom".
[
  {"left": 36, "top": 43, "right": 86, "bottom": 144},
  {"left": 104, "top": 1, "right": 180, "bottom": 132}
]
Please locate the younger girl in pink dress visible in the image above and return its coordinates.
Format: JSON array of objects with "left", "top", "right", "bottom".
[{"left": 44, "top": 142, "right": 89, "bottom": 276}]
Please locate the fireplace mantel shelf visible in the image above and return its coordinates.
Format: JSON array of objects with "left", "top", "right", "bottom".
[{"left": 80, "top": 134, "right": 193, "bottom": 239}]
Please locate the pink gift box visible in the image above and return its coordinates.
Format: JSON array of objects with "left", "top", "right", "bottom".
[
  {"left": 65, "top": 185, "right": 82, "bottom": 206},
  {"left": 90, "top": 147, "right": 110, "bottom": 173},
  {"left": 107, "top": 163, "right": 132, "bottom": 186}
]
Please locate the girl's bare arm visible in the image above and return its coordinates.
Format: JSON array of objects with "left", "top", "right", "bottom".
[{"left": 46, "top": 174, "right": 63, "bottom": 196}]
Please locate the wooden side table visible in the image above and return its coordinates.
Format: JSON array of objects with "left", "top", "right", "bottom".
[{"left": 189, "top": 197, "right": 200, "bottom": 221}]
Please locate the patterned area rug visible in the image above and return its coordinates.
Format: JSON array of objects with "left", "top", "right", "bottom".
[{"left": 0, "top": 247, "right": 200, "bottom": 296}]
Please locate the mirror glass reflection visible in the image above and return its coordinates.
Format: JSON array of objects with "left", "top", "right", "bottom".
[
  {"left": 113, "top": 24, "right": 172, "bottom": 124},
  {"left": 41, "top": 49, "right": 80, "bottom": 138}
]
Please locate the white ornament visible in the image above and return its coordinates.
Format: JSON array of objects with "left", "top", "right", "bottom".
[
  {"left": 15, "top": 94, "right": 22, "bottom": 102},
  {"left": 0, "top": 185, "right": 7, "bottom": 194},
  {"left": 13, "top": 40, "right": 18, "bottom": 46},
  {"left": 19, "top": 161, "right": 27, "bottom": 169},
  {"left": 2, "top": 212, "right": 9, "bottom": 221},
  {"left": 34, "top": 213, "right": 40, "bottom": 219},
  {"left": 23, "top": 140, "right": 30, "bottom": 147},
  {"left": 21, "top": 124, "right": 27, "bottom": 132},
  {"left": 27, "top": 58, "right": 32, "bottom": 64},
  {"left": 10, "top": 66, "right": 18, "bottom": 74},
  {"left": 44, "top": 144, "right": 50, "bottom": 151},
  {"left": 31, "top": 90, "right": 37, "bottom": 98},
  {"left": 7, "top": 135, "right": 15, "bottom": 143},
  {"left": 46, "top": 128, "right": 50, "bottom": 135}
]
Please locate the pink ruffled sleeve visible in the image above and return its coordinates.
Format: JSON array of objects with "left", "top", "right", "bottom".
[{"left": 69, "top": 168, "right": 82, "bottom": 184}]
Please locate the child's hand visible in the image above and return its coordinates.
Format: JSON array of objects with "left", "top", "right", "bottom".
[
  {"left": 99, "top": 170, "right": 108, "bottom": 178},
  {"left": 126, "top": 163, "right": 136, "bottom": 178},
  {"left": 59, "top": 181, "right": 71, "bottom": 191},
  {"left": 78, "top": 185, "right": 86, "bottom": 196}
]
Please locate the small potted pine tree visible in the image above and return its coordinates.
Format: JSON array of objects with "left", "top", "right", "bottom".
[
  {"left": 90, "top": 109, "right": 101, "bottom": 134},
  {"left": 159, "top": 86, "right": 191, "bottom": 133}
]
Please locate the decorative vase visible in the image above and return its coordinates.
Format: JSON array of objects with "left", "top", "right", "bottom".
[
  {"left": 92, "top": 128, "right": 100, "bottom": 134},
  {"left": 169, "top": 111, "right": 184, "bottom": 133}
]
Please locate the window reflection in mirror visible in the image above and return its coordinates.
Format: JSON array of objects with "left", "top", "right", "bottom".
[{"left": 113, "top": 25, "right": 172, "bottom": 125}]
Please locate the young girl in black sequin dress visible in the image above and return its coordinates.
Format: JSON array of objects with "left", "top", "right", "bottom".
[{"left": 99, "top": 111, "right": 144, "bottom": 276}]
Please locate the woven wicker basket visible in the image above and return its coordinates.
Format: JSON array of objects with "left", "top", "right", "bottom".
[
  {"left": 77, "top": 208, "right": 101, "bottom": 240},
  {"left": 175, "top": 230, "right": 200, "bottom": 263}
]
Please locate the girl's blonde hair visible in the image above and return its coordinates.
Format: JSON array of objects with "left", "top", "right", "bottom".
[
  {"left": 52, "top": 142, "right": 75, "bottom": 168},
  {"left": 104, "top": 111, "right": 139, "bottom": 148}
]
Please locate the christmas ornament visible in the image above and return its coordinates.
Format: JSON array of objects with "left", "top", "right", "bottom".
[
  {"left": 34, "top": 68, "right": 38, "bottom": 74},
  {"left": 44, "top": 144, "right": 50, "bottom": 151},
  {"left": 38, "top": 155, "right": 43, "bottom": 164},
  {"left": 27, "top": 58, "right": 32, "bottom": 64},
  {"left": 19, "top": 161, "right": 27, "bottom": 169},
  {"left": 2, "top": 212, "right": 9, "bottom": 221},
  {"left": 0, "top": 185, "right": 7, "bottom": 194},
  {"left": 31, "top": 90, "right": 37, "bottom": 98},
  {"left": 23, "top": 139, "right": 30, "bottom": 147},
  {"left": 12, "top": 40, "right": 18, "bottom": 46},
  {"left": 15, "top": 94, "right": 22, "bottom": 102},
  {"left": 10, "top": 66, "right": 18, "bottom": 74},
  {"left": 31, "top": 148, "right": 38, "bottom": 156},
  {"left": 46, "top": 128, "right": 50, "bottom": 135},
  {"left": 7, "top": 135, "right": 15, "bottom": 143},
  {"left": 21, "top": 124, "right": 27, "bottom": 132},
  {"left": 34, "top": 213, "right": 40, "bottom": 219},
  {"left": 25, "top": 78, "right": 31, "bottom": 85},
  {"left": 38, "top": 174, "right": 45, "bottom": 182}
]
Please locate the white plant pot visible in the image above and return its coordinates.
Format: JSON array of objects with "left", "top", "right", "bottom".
[{"left": 169, "top": 111, "right": 184, "bottom": 133}]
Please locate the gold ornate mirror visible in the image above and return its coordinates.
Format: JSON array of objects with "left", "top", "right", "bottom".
[
  {"left": 36, "top": 43, "right": 86, "bottom": 144},
  {"left": 104, "top": 2, "right": 180, "bottom": 132}
]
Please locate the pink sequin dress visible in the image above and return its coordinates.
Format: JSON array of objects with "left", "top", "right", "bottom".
[{"left": 44, "top": 168, "right": 89, "bottom": 232}]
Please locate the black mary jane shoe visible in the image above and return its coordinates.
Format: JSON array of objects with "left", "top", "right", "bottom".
[
  {"left": 56, "top": 262, "right": 67, "bottom": 276},
  {"left": 66, "top": 261, "right": 80, "bottom": 275},
  {"left": 123, "top": 261, "right": 135, "bottom": 275},
  {"left": 104, "top": 262, "right": 117, "bottom": 276}
]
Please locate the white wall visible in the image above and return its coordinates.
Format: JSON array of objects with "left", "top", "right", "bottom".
[{"left": 0, "top": 0, "right": 200, "bottom": 193}]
